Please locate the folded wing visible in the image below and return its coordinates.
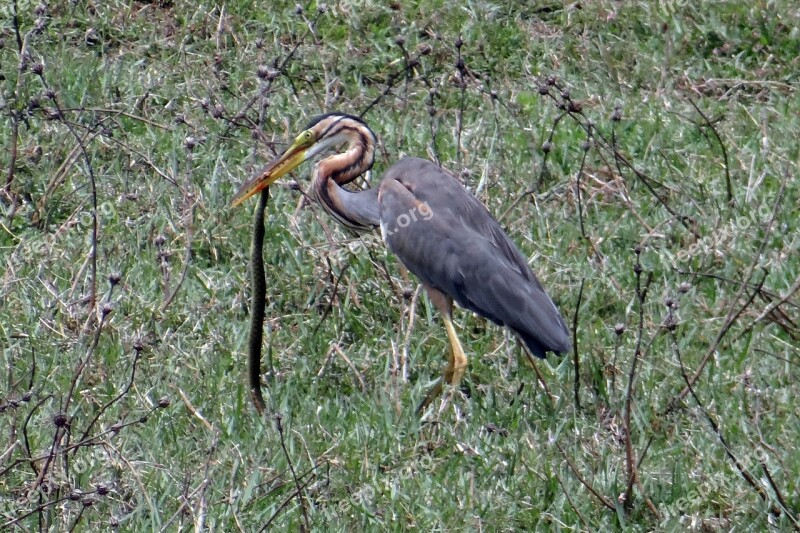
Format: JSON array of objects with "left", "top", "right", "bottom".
[{"left": 378, "top": 157, "right": 570, "bottom": 358}]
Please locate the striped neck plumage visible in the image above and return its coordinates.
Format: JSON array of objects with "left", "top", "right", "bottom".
[
  {"left": 308, "top": 116, "right": 380, "bottom": 231},
  {"left": 309, "top": 116, "right": 376, "bottom": 186}
]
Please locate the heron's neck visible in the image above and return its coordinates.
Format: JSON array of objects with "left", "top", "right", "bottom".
[
  {"left": 308, "top": 128, "right": 379, "bottom": 231},
  {"left": 311, "top": 164, "right": 380, "bottom": 231},
  {"left": 315, "top": 131, "right": 375, "bottom": 186}
]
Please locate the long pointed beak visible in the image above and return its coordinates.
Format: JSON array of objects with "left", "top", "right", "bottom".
[{"left": 230, "top": 141, "right": 308, "bottom": 207}]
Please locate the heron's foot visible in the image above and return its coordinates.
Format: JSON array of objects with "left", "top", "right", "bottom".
[
  {"left": 438, "top": 384, "right": 459, "bottom": 415},
  {"left": 417, "top": 314, "right": 469, "bottom": 417},
  {"left": 416, "top": 379, "right": 467, "bottom": 416},
  {"left": 417, "top": 353, "right": 468, "bottom": 416},
  {"left": 416, "top": 380, "right": 443, "bottom": 415},
  {"left": 442, "top": 313, "right": 468, "bottom": 383},
  {"left": 443, "top": 355, "right": 468, "bottom": 389}
]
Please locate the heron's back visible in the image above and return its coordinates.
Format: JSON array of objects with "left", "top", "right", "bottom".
[{"left": 377, "top": 157, "right": 570, "bottom": 357}]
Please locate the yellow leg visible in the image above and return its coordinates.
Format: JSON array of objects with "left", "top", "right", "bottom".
[
  {"left": 442, "top": 314, "right": 468, "bottom": 388},
  {"left": 417, "top": 314, "right": 469, "bottom": 414}
]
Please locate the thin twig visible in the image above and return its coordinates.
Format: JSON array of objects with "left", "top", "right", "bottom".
[
  {"left": 760, "top": 460, "right": 797, "bottom": 526},
  {"left": 3, "top": 2, "right": 31, "bottom": 193},
  {"left": 276, "top": 414, "right": 311, "bottom": 531},
  {"left": 312, "top": 261, "right": 350, "bottom": 337},
  {"left": 359, "top": 51, "right": 425, "bottom": 119},
  {"left": 193, "top": 436, "right": 219, "bottom": 532},
  {"left": 575, "top": 127, "right": 590, "bottom": 239},
  {"left": 735, "top": 273, "right": 800, "bottom": 343},
  {"left": 76, "top": 345, "right": 143, "bottom": 444},
  {"left": 572, "top": 278, "right": 585, "bottom": 409},
  {"left": 59, "top": 107, "right": 175, "bottom": 130},
  {"left": 670, "top": 179, "right": 785, "bottom": 406},
  {"left": 623, "top": 247, "right": 653, "bottom": 510},
  {"left": 221, "top": 11, "right": 323, "bottom": 139},
  {"left": 671, "top": 327, "right": 790, "bottom": 523},
  {"left": 177, "top": 388, "right": 214, "bottom": 432},
  {"left": 686, "top": 97, "right": 732, "bottom": 206},
  {"left": 555, "top": 441, "right": 615, "bottom": 511},
  {"left": 554, "top": 471, "right": 590, "bottom": 529},
  {"left": 332, "top": 343, "right": 367, "bottom": 393},
  {"left": 161, "top": 197, "right": 195, "bottom": 312},
  {"left": 674, "top": 269, "right": 797, "bottom": 310},
  {"left": 63, "top": 309, "right": 110, "bottom": 415},
  {"left": 259, "top": 473, "right": 317, "bottom": 532},
  {"left": 37, "top": 73, "right": 100, "bottom": 319},
  {"left": 498, "top": 111, "right": 566, "bottom": 223},
  {"left": 454, "top": 36, "right": 466, "bottom": 169},
  {"left": 523, "top": 350, "right": 555, "bottom": 406}
]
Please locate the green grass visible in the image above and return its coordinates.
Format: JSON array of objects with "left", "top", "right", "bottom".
[{"left": 2, "top": 0, "right": 799, "bottom": 530}]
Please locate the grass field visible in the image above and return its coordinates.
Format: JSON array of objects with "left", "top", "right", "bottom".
[{"left": 2, "top": 0, "right": 799, "bottom": 530}]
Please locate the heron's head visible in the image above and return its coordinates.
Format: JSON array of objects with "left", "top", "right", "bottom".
[{"left": 231, "top": 113, "right": 375, "bottom": 207}]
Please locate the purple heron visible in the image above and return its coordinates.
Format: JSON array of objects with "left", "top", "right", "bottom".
[{"left": 233, "top": 112, "right": 570, "bottom": 410}]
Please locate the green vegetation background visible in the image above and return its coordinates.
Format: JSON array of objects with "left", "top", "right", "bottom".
[{"left": 1, "top": 0, "right": 798, "bottom": 530}]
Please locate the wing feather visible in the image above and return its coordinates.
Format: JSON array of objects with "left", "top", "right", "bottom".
[{"left": 378, "top": 157, "right": 570, "bottom": 357}]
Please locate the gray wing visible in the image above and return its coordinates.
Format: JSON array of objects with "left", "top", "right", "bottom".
[{"left": 377, "top": 157, "right": 571, "bottom": 357}]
